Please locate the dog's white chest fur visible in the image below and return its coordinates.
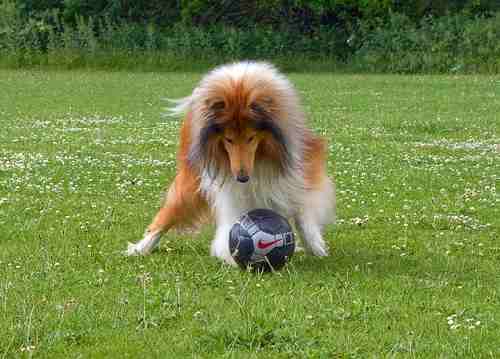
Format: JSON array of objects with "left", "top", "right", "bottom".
[{"left": 200, "top": 163, "right": 304, "bottom": 224}]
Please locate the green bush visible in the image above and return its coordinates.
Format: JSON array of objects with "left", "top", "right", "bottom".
[
  {"left": 353, "top": 12, "right": 500, "bottom": 73},
  {"left": 1, "top": 0, "right": 499, "bottom": 73}
]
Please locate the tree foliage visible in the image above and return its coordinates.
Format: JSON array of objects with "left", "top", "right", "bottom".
[
  {"left": 13, "top": 0, "right": 500, "bottom": 27},
  {"left": 1, "top": 0, "right": 499, "bottom": 72}
]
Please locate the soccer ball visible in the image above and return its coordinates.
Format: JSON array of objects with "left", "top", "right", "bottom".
[{"left": 229, "top": 208, "right": 295, "bottom": 272}]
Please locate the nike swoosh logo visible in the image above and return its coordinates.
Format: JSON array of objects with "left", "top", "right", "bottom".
[{"left": 257, "top": 239, "right": 282, "bottom": 250}]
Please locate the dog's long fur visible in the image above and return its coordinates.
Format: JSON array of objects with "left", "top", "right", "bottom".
[{"left": 127, "top": 61, "right": 335, "bottom": 264}]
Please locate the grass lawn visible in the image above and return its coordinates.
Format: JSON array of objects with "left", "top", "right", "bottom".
[{"left": 0, "top": 69, "right": 499, "bottom": 358}]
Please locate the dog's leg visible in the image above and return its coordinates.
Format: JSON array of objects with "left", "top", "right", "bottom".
[
  {"left": 209, "top": 191, "right": 242, "bottom": 266},
  {"left": 126, "top": 206, "right": 174, "bottom": 256},
  {"left": 210, "top": 223, "right": 237, "bottom": 266},
  {"left": 295, "top": 217, "right": 328, "bottom": 256},
  {"left": 126, "top": 171, "right": 206, "bottom": 256},
  {"left": 295, "top": 179, "right": 336, "bottom": 256}
]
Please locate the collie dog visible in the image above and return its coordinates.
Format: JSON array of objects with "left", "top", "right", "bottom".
[{"left": 126, "top": 61, "right": 335, "bottom": 264}]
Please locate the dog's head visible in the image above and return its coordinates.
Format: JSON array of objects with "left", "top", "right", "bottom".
[
  {"left": 183, "top": 62, "right": 305, "bottom": 183},
  {"left": 196, "top": 100, "right": 289, "bottom": 183}
]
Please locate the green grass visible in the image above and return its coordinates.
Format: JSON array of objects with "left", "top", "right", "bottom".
[{"left": 1, "top": 69, "right": 499, "bottom": 358}]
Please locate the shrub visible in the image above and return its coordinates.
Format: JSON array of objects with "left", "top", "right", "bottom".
[
  {"left": 353, "top": 12, "right": 500, "bottom": 73},
  {"left": 0, "top": 0, "right": 499, "bottom": 73}
]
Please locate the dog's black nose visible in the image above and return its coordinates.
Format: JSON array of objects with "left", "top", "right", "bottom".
[{"left": 236, "top": 173, "right": 250, "bottom": 183}]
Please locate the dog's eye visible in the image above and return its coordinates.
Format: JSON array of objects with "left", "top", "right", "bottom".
[
  {"left": 224, "top": 137, "right": 233, "bottom": 144},
  {"left": 247, "top": 136, "right": 255, "bottom": 143},
  {"left": 210, "top": 101, "right": 225, "bottom": 111}
]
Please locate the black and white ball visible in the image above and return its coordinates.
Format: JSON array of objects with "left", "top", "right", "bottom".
[{"left": 229, "top": 209, "right": 295, "bottom": 272}]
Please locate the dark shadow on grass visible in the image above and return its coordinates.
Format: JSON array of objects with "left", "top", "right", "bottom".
[{"left": 289, "top": 242, "right": 445, "bottom": 282}]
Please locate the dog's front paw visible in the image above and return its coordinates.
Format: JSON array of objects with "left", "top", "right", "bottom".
[
  {"left": 125, "top": 230, "right": 162, "bottom": 256},
  {"left": 222, "top": 254, "right": 238, "bottom": 266},
  {"left": 211, "top": 245, "right": 237, "bottom": 266},
  {"left": 125, "top": 242, "right": 144, "bottom": 256},
  {"left": 311, "top": 245, "right": 329, "bottom": 257},
  {"left": 303, "top": 240, "right": 329, "bottom": 257}
]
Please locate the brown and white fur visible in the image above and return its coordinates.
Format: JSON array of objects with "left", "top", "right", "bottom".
[{"left": 126, "top": 61, "right": 335, "bottom": 265}]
